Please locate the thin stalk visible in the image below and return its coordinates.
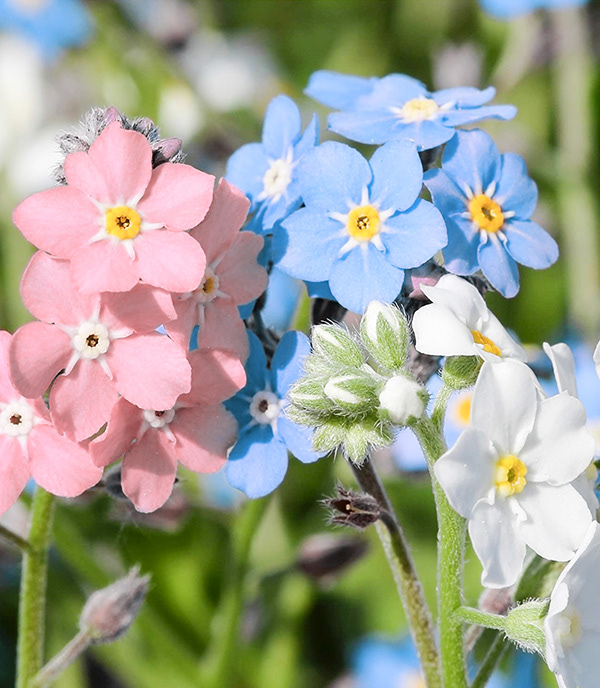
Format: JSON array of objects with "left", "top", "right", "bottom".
[
  {"left": 431, "top": 384, "right": 453, "bottom": 436},
  {"left": 31, "top": 630, "right": 91, "bottom": 688},
  {"left": 202, "top": 496, "right": 270, "bottom": 688},
  {"left": 0, "top": 523, "right": 33, "bottom": 554},
  {"left": 16, "top": 488, "right": 56, "bottom": 688},
  {"left": 455, "top": 607, "right": 507, "bottom": 632},
  {"left": 350, "top": 459, "right": 441, "bottom": 688},
  {"left": 413, "top": 415, "right": 468, "bottom": 688},
  {"left": 470, "top": 635, "right": 507, "bottom": 688}
]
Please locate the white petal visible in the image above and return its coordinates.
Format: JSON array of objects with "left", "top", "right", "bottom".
[
  {"left": 468, "top": 498, "right": 526, "bottom": 588},
  {"left": 434, "top": 427, "right": 496, "bottom": 517},
  {"left": 421, "top": 274, "right": 488, "bottom": 328},
  {"left": 471, "top": 360, "right": 538, "bottom": 456},
  {"left": 412, "top": 303, "right": 476, "bottom": 357},
  {"left": 543, "top": 342, "right": 578, "bottom": 397},
  {"left": 517, "top": 482, "right": 592, "bottom": 561},
  {"left": 480, "top": 310, "right": 527, "bottom": 361},
  {"left": 520, "top": 393, "right": 595, "bottom": 484}
]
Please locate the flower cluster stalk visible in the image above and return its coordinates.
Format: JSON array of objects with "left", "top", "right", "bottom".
[
  {"left": 16, "top": 487, "right": 56, "bottom": 688},
  {"left": 0, "top": 524, "right": 33, "bottom": 554}
]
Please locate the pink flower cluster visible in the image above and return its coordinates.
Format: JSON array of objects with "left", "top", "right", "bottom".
[{"left": 2, "top": 120, "right": 267, "bottom": 514}]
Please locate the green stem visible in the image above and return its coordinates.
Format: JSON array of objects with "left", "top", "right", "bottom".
[
  {"left": 16, "top": 488, "right": 56, "bottom": 688},
  {"left": 413, "top": 413, "right": 468, "bottom": 688},
  {"left": 431, "top": 384, "right": 453, "bottom": 436},
  {"left": 455, "top": 607, "right": 506, "bottom": 632},
  {"left": 470, "top": 635, "right": 507, "bottom": 688},
  {"left": 351, "top": 459, "right": 441, "bottom": 688},
  {"left": 31, "top": 630, "right": 92, "bottom": 688},
  {"left": 0, "top": 523, "right": 33, "bottom": 554},
  {"left": 202, "top": 497, "right": 270, "bottom": 688}
]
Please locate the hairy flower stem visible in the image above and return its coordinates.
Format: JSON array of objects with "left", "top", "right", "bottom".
[
  {"left": 350, "top": 458, "right": 441, "bottom": 688},
  {"left": 16, "top": 488, "right": 56, "bottom": 688},
  {"left": 413, "top": 414, "right": 468, "bottom": 688},
  {"left": 455, "top": 607, "right": 507, "bottom": 631},
  {"left": 30, "top": 630, "right": 91, "bottom": 688},
  {"left": 0, "top": 524, "right": 33, "bottom": 554},
  {"left": 203, "top": 497, "right": 270, "bottom": 688}
]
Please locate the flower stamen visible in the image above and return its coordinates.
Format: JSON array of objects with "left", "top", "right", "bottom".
[
  {"left": 495, "top": 454, "right": 527, "bottom": 497},
  {"left": 468, "top": 194, "right": 504, "bottom": 233},
  {"left": 471, "top": 330, "right": 502, "bottom": 357},
  {"left": 106, "top": 206, "right": 142, "bottom": 240},
  {"left": 347, "top": 205, "right": 380, "bottom": 242}
]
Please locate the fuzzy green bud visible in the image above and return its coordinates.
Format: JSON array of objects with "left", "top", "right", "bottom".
[
  {"left": 442, "top": 355, "right": 482, "bottom": 390},
  {"left": 288, "top": 377, "right": 333, "bottom": 414},
  {"left": 312, "top": 413, "right": 393, "bottom": 464},
  {"left": 378, "top": 374, "right": 427, "bottom": 426},
  {"left": 504, "top": 599, "right": 549, "bottom": 656},
  {"left": 360, "top": 301, "right": 409, "bottom": 371},
  {"left": 323, "top": 370, "right": 379, "bottom": 413},
  {"left": 311, "top": 324, "right": 365, "bottom": 368}
]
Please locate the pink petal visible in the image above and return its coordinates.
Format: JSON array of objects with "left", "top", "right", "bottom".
[
  {"left": 136, "top": 163, "right": 215, "bottom": 230},
  {"left": 10, "top": 322, "right": 72, "bottom": 398},
  {"left": 12, "top": 186, "right": 100, "bottom": 258},
  {"left": 135, "top": 230, "right": 205, "bottom": 293},
  {"left": 85, "top": 122, "right": 153, "bottom": 205},
  {"left": 217, "top": 232, "right": 267, "bottom": 305},
  {"left": 196, "top": 300, "right": 249, "bottom": 362},
  {"left": 0, "top": 331, "right": 19, "bottom": 401},
  {"left": 103, "top": 285, "right": 176, "bottom": 334},
  {"left": 164, "top": 298, "right": 198, "bottom": 351},
  {"left": 180, "top": 348, "right": 246, "bottom": 406},
  {"left": 122, "top": 430, "right": 178, "bottom": 512},
  {"left": 29, "top": 425, "right": 102, "bottom": 497},
  {"left": 190, "top": 178, "right": 249, "bottom": 262},
  {"left": 89, "top": 398, "right": 143, "bottom": 467},
  {"left": 172, "top": 405, "right": 236, "bottom": 473},
  {"left": 70, "top": 241, "right": 140, "bottom": 294},
  {"left": 63, "top": 151, "right": 113, "bottom": 206},
  {"left": 20, "top": 252, "right": 86, "bottom": 326},
  {"left": 49, "top": 361, "right": 119, "bottom": 441},
  {"left": 0, "top": 436, "right": 30, "bottom": 516},
  {"left": 109, "top": 333, "right": 191, "bottom": 410}
]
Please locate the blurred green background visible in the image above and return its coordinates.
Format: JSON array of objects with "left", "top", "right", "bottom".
[{"left": 1, "top": 1, "right": 599, "bottom": 686}]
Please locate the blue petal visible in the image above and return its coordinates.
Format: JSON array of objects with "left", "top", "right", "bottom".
[
  {"left": 243, "top": 331, "right": 269, "bottom": 393},
  {"left": 305, "top": 281, "right": 335, "bottom": 300},
  {"left": 225, "top": 143, "right": 268, "bottom": 205},
  {"left": 504, "top": 220, "right": 559, "bottom": 269},
  {"left": 261, "top": 192, "right": 303, "bottom": 232},
  {"left": 479, "top": 0, "right": 536, "bottom": 18},
  {"left": 305, "top": 70, "right": 375, "bottom": 109},
  {"left": 274, "top": 207, "right": 346, "bottom": 281},
  {"left": 271, "top": 331, "right": 312, "bottom": 396},
  {"left": 424, "top": 167, "right": 469, "bottom": 216},
  {"left": 225, "top": 425, "right": 288, "bottom": 498},
  {"left": 478, "top": 235, "right": 520, "bottom": 297},
  {"left": 381, "top": 199, "right": 447, "bottom": 269},
  {"left": 354, "top": 73, "right": 427, "bottom": 110},
  {"left": 442, "top": 216, "right": 481, "bottom": 275},
  {"left": 261, "top": 269, "right": 302, "bottom": 333},
  {"left": 369, "top": 140, "right": 422, "bottom": 212},
  {"left": 293, "top": 113, "right": 320, "bottom": 158},
  {"left": 262, "top": 95, "right": 301, "bottom": 159},
  {"left": 442, "top": 129, "right": 502, "bottom": 197},
  {"left": 495, "top": 153, "right": 538, "bottom": 219},
  {"left": 329, "top": 244, "right": 405, "bottom": 314},
  {"left": 225, "top": 395, "right": 253, "bottom": 429},
  {"left": 398, "top": 120, "right": 457, "bottom": 151},
  {"left": 328, "top": 110, "right": 404, "bottom": 145},
  {"left": 432, "top": 86, "right": 496, "bottom": 108},
  {"left": 298, "top": 141, "right": 371, "bottom": 210},
  {"left": 439, "top": 104, "right": 517, "bottom": 126},
  {"left": 277, "top": 416, "right": 325, "bottom": 464}
]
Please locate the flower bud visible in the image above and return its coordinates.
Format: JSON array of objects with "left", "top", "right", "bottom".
[
  {"left": 360, "top": 301, "right": 409, "bottom": 371},
  {"left": 323, "top": 371, "right": 378, "bottom": 413},
  {"left": 288, "top": 377, "right": 333, "bottom": 413},
  {"left": 323, "top": 484, "right": 381, "bottom": 530},
  {"left": 80, "top": 567, "right": 150, "bottom": 644},
  {"left": 442, "top": 355, "right": 482, "bottom": 390},
  {"left": 378, "top": 374, "right": 427, "bottom": 426},
  {"left": 311, "top": 324, "right": 365, "bottom": 368}
]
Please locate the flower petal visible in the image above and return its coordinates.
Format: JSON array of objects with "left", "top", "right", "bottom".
[
  {"left": 103, "top": 285, "right": 176, "bottom": 334},
  {"left": 494, "top": 153, "right": 538, "bottom": 219},
  {"left": 543, "top": 342, "right": 578, "bottom": 396},
  {"left": 0, "top": 437, "right": 30, "bottom": 515},
  {"left": 173, "top": 405, "right": 237, "bottom": 473},
  {"left": 305, "top": 70, "right": 375, "bottom": 109},
  {"left": 504, "top": 220, "right": 558, "bottom": 270},
  {"left": 261, "top": 95, "right": 301, "bottom": 159},
  {"left": 70, "top": 240, "right": 140, "bottom": 294},
  {"left": 412, "top": 303, "right": 476, "bottom": 356},
  {"left": 369, "top": 140, "right": 422, "bottom": 212},
  {"left": 477, "top": 234, "right": 520, "bottom": 298},
  {"left": 180, "top": 348, "right": 246, "bottom": 406},
  {"left": 89, "top": 397, "right": 142, "bottom": 468},
  {"left": 442, "top": 129, "right": 501, "bottom": 197},
  {"left": 424, "top": 167, "right": 469, "bottom": 217},
  {"left": 271, "top": 330, "right": 311, "bottom": 397},
  {"left": 225, "top": 143, "right": 269, "bottom": 205},
  {"left": 277, "top": 416, "right": 324, "bottom": 464},
  {"left": 217, "top": 231, "right": 268, "bottom": 305}
]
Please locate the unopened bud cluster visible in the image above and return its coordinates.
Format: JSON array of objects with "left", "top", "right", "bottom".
[{"left": 288, "top": 301, "right": 428, "bottom": 464}]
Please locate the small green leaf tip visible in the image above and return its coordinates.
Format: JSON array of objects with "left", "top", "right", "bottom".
[
  {"left": 360, "top": 301, "right": 409, "bottom": 372},
  {"left": 441, "top": 355, "right": 482, "bottom": 390}
]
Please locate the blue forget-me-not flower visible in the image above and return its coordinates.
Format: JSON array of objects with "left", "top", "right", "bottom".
[
  {"left": 225, "top": 330, "right": 324, "bottom": 498},
  {"left": 424, "top": 129, "right": 558, "bottom": 297},
  {"left": 274, "top": 139, "right": 447, "bottom": 314},
  {"left": 226, "top": 95, "right": 318, "bottom": 234},
  {"left": 305, "top": 70, "right": 516, "bottom": 151}
]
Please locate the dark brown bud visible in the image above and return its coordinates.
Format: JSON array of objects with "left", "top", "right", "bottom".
[
  {"left": 295, "top": 534, "right": 368, "bottom": 582},
  {"left": 323, "top": 484, "right": 381, "bottom": 530}
]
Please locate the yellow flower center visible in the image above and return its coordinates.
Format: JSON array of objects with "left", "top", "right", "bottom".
[
  {"left": 347, "top": 205, "right": 380, "bottom": 241},
  {"left": 495, "top": 454, "right": 527, "bottom": 497},
  {"left": 453, "top": 393, "right": 472, "bottom": 427},
  {"left": 471, "top": 330, "right": 501, "bottom": 357},
  {"left": 399, "top": 96, "right": 440, "bottom": 122},
  {"left": 202, "top": 276, "right": 216, "bottom": 294},
  {"left": 468, "top": 194, "right": 505, "bottom": 233},
  {"left": 105, "top": 206, "right": 142, "bottom": 240}
]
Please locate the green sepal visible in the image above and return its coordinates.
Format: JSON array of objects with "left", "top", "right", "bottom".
[
  {"left": 441, "top": 356, "right": 482, "bottom": 390},
  {"left": 360, "top": 301, "right": 409, "bottom": 372}
]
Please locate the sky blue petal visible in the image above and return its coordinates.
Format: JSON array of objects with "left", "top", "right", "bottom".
[
  {"left": 261, "top": 269, "right": 302, "bottom": 334},
  {"left": 305, "top": 281, "right": 335, "bottom": 300},
  {"left": 243, "top": 331, "right": 268, "bottom": 393},
  {"left": 274, "top": 207, "right": 346, "bottom": 281},
  {"left": 277, "top": 416, "right": 325, "bottom": 464},
  {"left": 298, "top": 141, "right": 371, "bottom": 210},
  {"left": 225, "top": 142, "right": 269, "bottom": 205},
  {"left": 439, "top": 104, "right": 517, "bottom": 126},
  {"left": 225, "top": 425, "right": 288, "bottom": 498},
  {"left": 238, "top": 302, "right": 254, "bottom": 319},
  {"left": 225, "top": 395, "right": 252, "bottom": 428},
  {"left": 354, "top": 73, "right": 427, "bottom": 110},
  {"left": 504, "top": 220, "right": 559, "bottom": 269},
  {"left": 328, "top": 111, "right": 402, "bottom": 145},
  {"left": 494, "top": 153, "right": 538, "bottom": 219},
  {"left": 261, "top": 95, "right": 301, "bottom": 159},
  {"left": 442, "top": 216, "right": 481, "bottom": 275},
  {"left": 329, "top": 245, "right": 405, "bottom": 314},
  {"left": 271, "top": 331, "right": 312, "bottom": 396},
  {"left": 479, "top": 0, "right": 537, "bottom": 18},
  {"left": 432, "top": 86, "right": 496, "bottom": 108},
  {"left": 261, "top": 192, "right": 303, "bottom": 231},
  {"left": 369, "top": 140, "right": 422, "bottom": 212},
  {"left": 478, "top": 236, "right": 520, "bottom": 297},
  {"left": 424, "top": 168, "right": 469, "bottom": 216},
  {"left": 305, "top": 70, "right": 375, "bottom": 109},
  {"left": 442, "top": 129, "right": 502, "bottom": 197},
  {"left": 381, "top": 199, "right": 447, "bottom": 269},
  {"left": 293, "top": 113, "right": 320, "bottom": 158}
]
